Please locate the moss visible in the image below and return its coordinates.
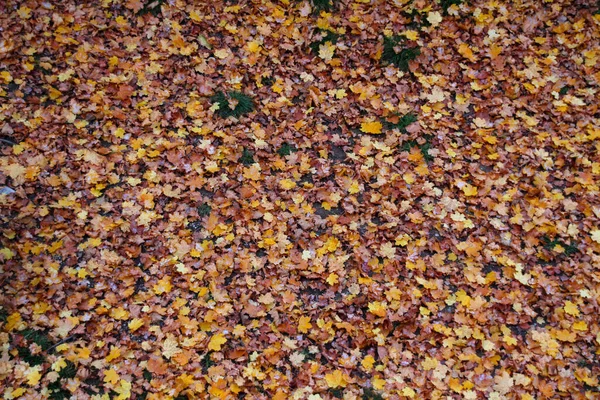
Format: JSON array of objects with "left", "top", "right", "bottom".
[
  {"left": 198, "top": 203, "right": 212, "bottom": 217},
  {"left": 137, "top": 0, "right": 165, "bottom": 16},
  {"left": 440, "top": 0, "right": 465, "bottom": 14},
  {"left": 240, "top": 147, "right": 256, "bottom": 166},
  {"left": 382, "top": 35, "right": 420, "bottom": 71},
  {"left": 211, "top": 91, "right": 254, "bottom": 119},
  {"left": 311, "top": 0, "right": 336, "bottom": 14},
  {"left": 278, "top": 142, "right": 297, "bottom": 157},
  {"left": 383, "top": 113, "right": 417, "bottom": 133},
  {"left": 310, "top": 30, "right": 340, "bottom": 54}
]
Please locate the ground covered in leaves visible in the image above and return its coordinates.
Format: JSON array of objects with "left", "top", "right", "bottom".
[{"left": 1, "top": 0, "right": 600, "bottom": 399}]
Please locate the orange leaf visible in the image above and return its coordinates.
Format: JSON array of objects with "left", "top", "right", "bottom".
[{"left": 360, "top": 120, "right": 383, "bottom": 134}]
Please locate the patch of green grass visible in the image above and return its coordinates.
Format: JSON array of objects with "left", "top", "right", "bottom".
[
  {"left": 401, "top": 134, "right": 434, "bottom": 163},
  {"left": 382, "top": 35, "right": 420, "bottom": 71},
  {"left": 33, "top": 55, "right": 52, "bottom": 75},
  {"left": 198, "top": 203, "right": 212, "bottom": 217},
  {"left": 542, "top": 236, "right": 578, "bottom": 256},
  {"left": 330, "top": 388, "right": 344, "bottom": 398},
  {"left": 17, "top": 346, "right": 46, "bottom": 366},
  {"left": 48, "top": 361, "right": 78, "bottom": 399},
  {"left": 278, "top": 142, "right": 297, "bottom": 157},
  {"left": 309, "top": 29, "right": 340, "bottom": 54},
  {"left": 59, "top": 360, "right": 77, "bottom": 379},
  {"left": 22, "top": 328, "right": 53, "bottom": 351},
  {"left": 240, "top": 147, "right": 255, "bottom": 165},
  {"left": 383, "top": 112, "right": 417, "bottom": 133},
  {"left": 137, "top": 0, "right": 166, "bottom": 16},
  {"left": 48, "top": 381, "right": 71, "bottom": 400},
  {"left": 300, "top": 348, "right": 316, "bottom": 361},
  {"left": 143, "top": 369, "right": 153, "bottom": 382},
  {"left": 261, "top": 75, "right": 275, "bottom": 87},
  {"left": 362, "top": 387, "right": 385, "bottom": 400},
  {"left": 440, "top": 0, "right": 465, "bottom": 14},
  {"left": 559, "top": 86, "right": 571, "bottom": 96},
  {"left": 83, "top": 376, "right": 104, "bottom": 396},
  {"left": 211, "top": 91, "right": 254, "bottom": 119},
  {"left": 420, "top": 141, "right": 434, "bottom": 162},
  {"left": 202, "top": 352, "right": 215, "bottom": 372},
  {"left": 311, "top": 0, "right": 336, "bottom": 14},
  {"left": 0, "top": 308, "right": 8, "bottom": 323}
]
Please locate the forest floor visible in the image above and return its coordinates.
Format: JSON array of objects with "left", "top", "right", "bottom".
[{"left": 1, "top": 0, "right": 600, "bottom": 399}]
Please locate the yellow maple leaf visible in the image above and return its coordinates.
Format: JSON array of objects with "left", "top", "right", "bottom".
[
  {"left": 243, "top": 164, "right": 261, "bottom": 181},
  {"left": 17, "top": 6, "right": 32, "bottom": 19},
  {"left": 403, "top": 30, "right": 419, "bottom": 41},
  {"left": 114, "top": 127, "right": 125, "bottom": 138},
  {"left": 279, "top": 179, "right": 297, "bottom": 190},
  {"left": 456, "top": 290, "right": 472, "bottom": 307},
  {"left": 3, "top": 163, "right": 25, "bottom": 180},
  {"left": 325, "top": 370, "right": 348, "bottom": 388},
  {"left": 572, "top": 321, "right": 587, "bottom": 331},
  {"left": 104, "top": 368, "right": 119, "bottom": 385},
  {"left": 458, "top": 43, "right": 477, "bottom": 62},
  {"left": 302, "top": 250, "right": 314, "bottom": 261},
  {"left": 427, "top": 11, "right": 443, "bottom": 27},
  {"left": 5, "top": 312, "right": 22, "bottom": 331},
  {"left": 462, "top": 184, "right": 478, "bottom": 197},
  {"left": 326, "top": 273, "right": 339, "bottom": 286},
  {"left": 318, "top": 41, "right": 336, "bottom": 62},
  {"left": 361, "top": 355, "right": 375, "bottom": 371},
  {"left": 128, "top": 318, "right": 144, "bottom": 332},
  {"left": 208, "top": 333, "right": 227, "bottom": 351},
  {"left": 105, "top": 346, "right": 121, "bottom": 362},
  {"left": 554, "top": 329, "right": 576, "bottom": 342},
  {"left": 77, "top": 347, "right": 91, "bottom": 359},
  {"left": 360, "top": 120, "right": 383, "bottom": 134},
  {"left": 590, "top": 229, "right": 600, "bottom": 244},
  {"left": 564, "top": 301, "right": 580, "bottom": 317},
  {"left": 368, "top": 301, "right": 387, "bottom": 317},
  {"left": 422, "top": 356, "right": 438, "bottom": 371},
  {"left": 334, "top": 88, "right": 347, "bottom": 99},
  {"left": 115, "top": 380, "right": 131, "bottom": 400},
  {"left": 298, "top": 316, "right": 312, "bottom": 333},
  {"left": 482, "top": 340, "right": 495, "bottom": 351},
  {"left": 373, "top": 376, "right": 386, "bottom": 390},
  {"left": 153, "top": 276, "right": 172, "bottom": 295},
  {"left": 25, "top": 366, "right": 42, "bottom": 386},
  {"left": 189, "top": 10, "right": 203, "bottom": 22},
  {"left": 214, "top": 49, "right": 229, "bottom": 59},
  {"left": 9, "top": 388, "right": 26, "bottom": 398},
  {"left": 0, "top": 71, "right": 12, "bottom": 83},
  {"left": 110, "top": 307, "right": 129, "bottom": 320},
  {"left": 74, "top": 120, "right": 88, "bottom": 129},
  {"left": 403, "top": 172, "right": 415, "bottom": 184},
  {"left": 348, "top": 180, "right": 360, "bottom": 194},
  {"left": 427, "top": 86, "right": 446, "bottom": 103},
  {"left": 380, "top": 242, "right": 396, "bottom": 259},
  {"left": 246, "top": 41, "right": 261, "bottom": 53},
  {"left": 176, "top": 373, "right": 195, "bottom": 390},
  {"left": 52, "top": 358, "right": 67, "bottom": 372},
  {"left": 162, "top": 335, "right": 182, "bottom": 359},
  {"left": 395, "top": 234, "right": 411, "bottom": 246}
]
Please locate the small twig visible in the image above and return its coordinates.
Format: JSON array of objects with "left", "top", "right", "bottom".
[
  {"left": 44, "top": 334, "right": 78, "bottom": 353},
  {"left": 0, "top": 138, "right": 16, "bottom": 146}
]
